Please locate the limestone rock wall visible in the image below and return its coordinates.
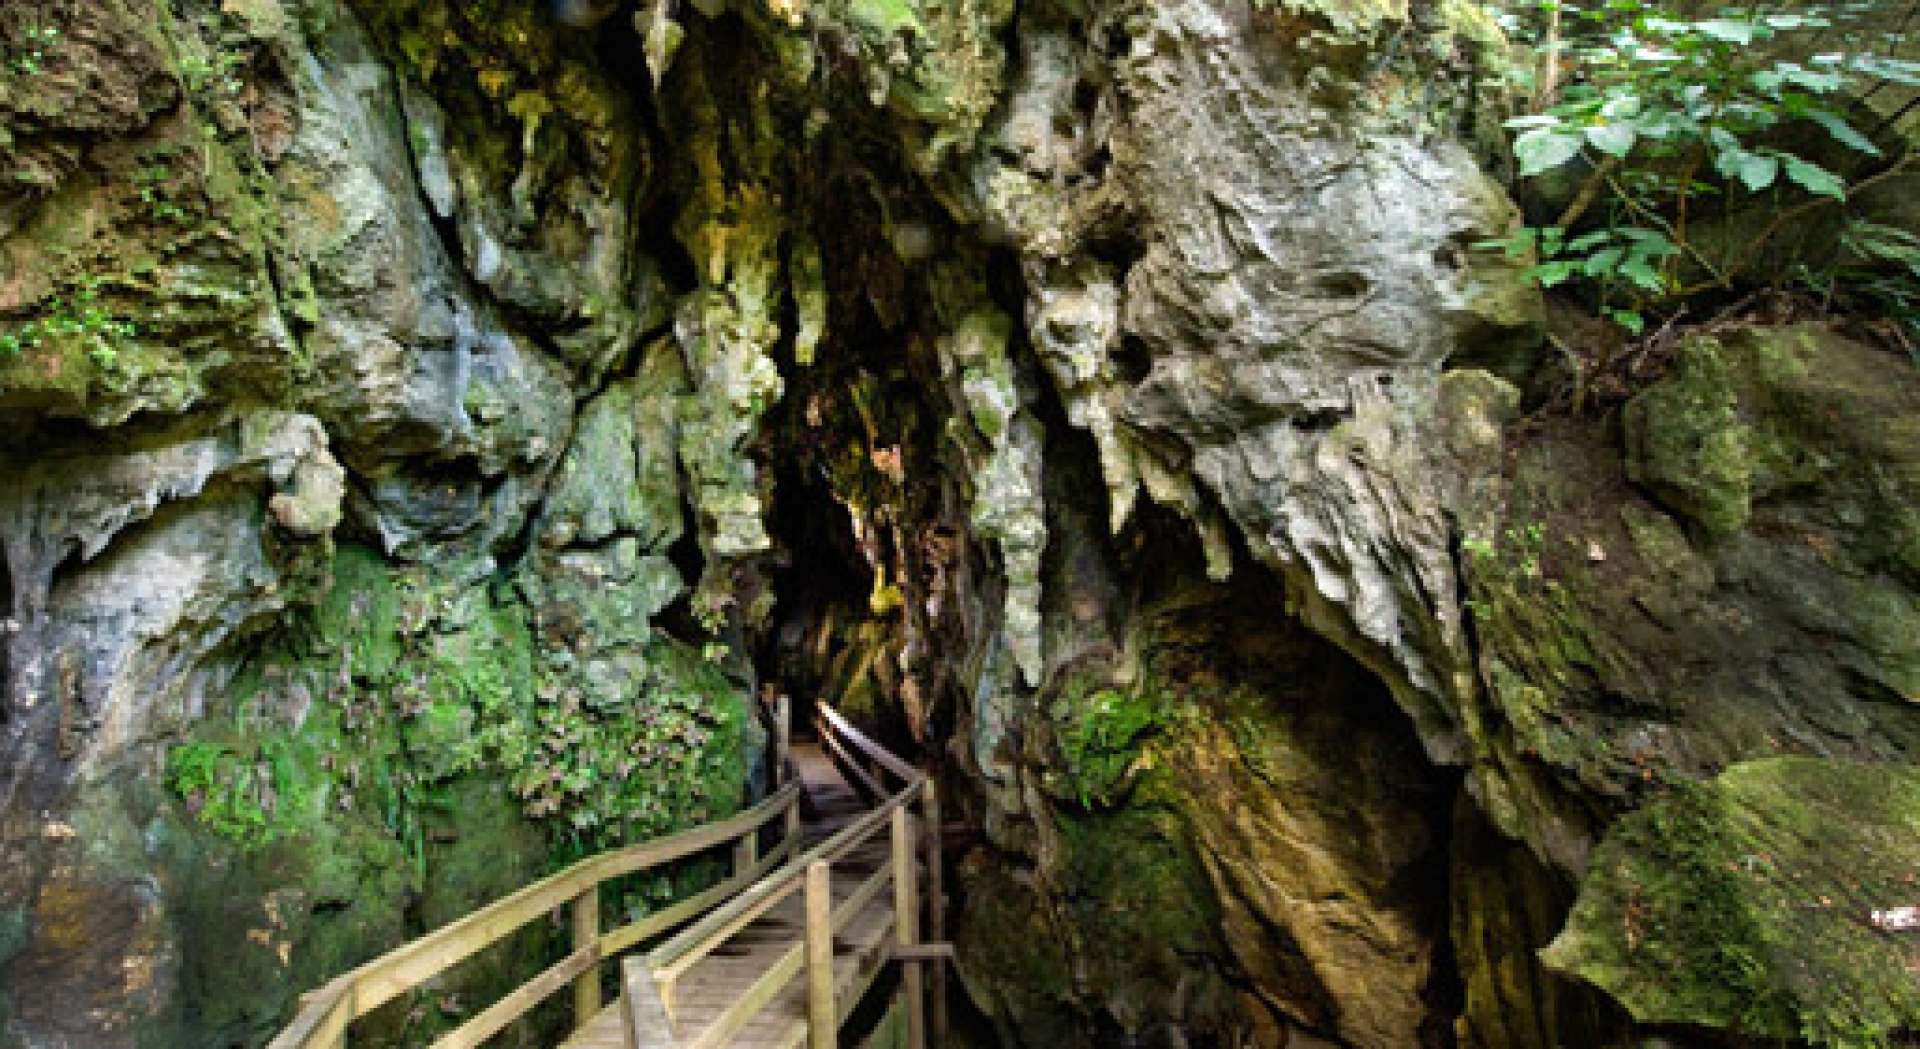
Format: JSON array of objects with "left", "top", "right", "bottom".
[{"left": 2, "top": 0, "right": 1918, "bottom": 1047}]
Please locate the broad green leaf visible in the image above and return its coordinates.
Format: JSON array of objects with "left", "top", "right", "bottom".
[
  {"left": 1530, "top": 260, "right": 1580, "bottom": 287},
  {"left": 1783, "top": 154, "right": 1846, "bottom": 199},
  {"left": 1808, "top": 109, "right": 1881, "bottom": 156},
  {"left": 1692, "top": 18, "right": 1757, "bottom": 43},
  {"left": 1618, "top": 258, "right": 1665, "bottom": 290},
  {"left": 1607, "top": 308, "right": 1647, "bottom": 334},
  {"left": 1585, "top": 121, "right": 1638, "bottom": 156},
  {"left": 1505, "top": 114, "right": 1561, "bottom": 130},
  {"left": 1600, "top": 94, "right": 1642, "bottom": 119},
  {"left": 1736, "top": 152, "right": 1780, "bottom": 191},
  {"left": 1784, "top": 67, "right": 1845, "bottom": 93},
  {"left": 1713, "top": 147, "right": 1744, "bottom": 181},
  {"left": 1567, "top": 229, "right": 1615, "bottom": 252},
  {"left": 1582, "top": 246, "right": 1625, "bottom": 275},
  {"left": 1514, "top": 128, "right": 1585, "bottom": 176}
]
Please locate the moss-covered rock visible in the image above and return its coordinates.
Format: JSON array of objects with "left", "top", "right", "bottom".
[
  {"left": 1544, "top": 757, "right": 1920, "bottom": 1047},
  {"left": 1624, "top": 338, "right": 1757, "bottom": 537}
]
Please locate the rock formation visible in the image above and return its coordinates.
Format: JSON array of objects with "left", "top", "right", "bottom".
[{"left": 1, "top": 0, "right": 1915, "bottom": 1046}]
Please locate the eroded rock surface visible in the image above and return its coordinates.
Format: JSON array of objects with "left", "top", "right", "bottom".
[{"left": 2, "top": 0, "right": 1918, "bottom": 1048}]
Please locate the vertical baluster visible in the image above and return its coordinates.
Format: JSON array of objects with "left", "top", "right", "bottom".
[
  {"left": 806, "top": 861, "right": 837, "bottom": 1049},
  {"left": 775, "top": 693, "right": 792, "bottom": 787},
  {"left": 924, "top": 780, "right": 947, "bottom": 1048},
  {"left": 893, "top": 805, "right": 926, "bottom": 1049},
  {"left": 734, "top": 828, "right": 759, "bottom": 882},
  {"left": 573, "top": 886, "right": 602, "bottom": 1022}
]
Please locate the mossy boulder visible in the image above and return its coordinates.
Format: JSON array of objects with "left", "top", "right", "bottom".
[
  {"left": 1544, "top": 757, "right": 1920, "bottom": 1047},
  {"left": 1624, "top": 338, "right": 1756, "bottom": 537}
]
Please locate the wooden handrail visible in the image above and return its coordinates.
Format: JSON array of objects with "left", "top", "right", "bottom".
[
  {"left": 645, "top": 777, "right": 922, "bottom": 978},
  {"left": 816, "top": 704, "right": 917, "bottom": 783},
  {"left": 267, "top": 781, "right": 800, "bottom": 1049},
  {"left": 270, "top": 700, "right": 940, "bottom": 1049},
  {"left": 639, "top": 702, "right": 933, "bottom": 1049}
]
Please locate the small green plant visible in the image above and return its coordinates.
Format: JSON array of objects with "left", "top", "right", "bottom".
[
  {"left": 0, "top": 283, "right": 139, "bottom": 366},
  {"left": 177, "top": 48, "right": 244, "bottom": 98},
  {"left": 1462, "top": 520, "right": 1552, "bottom": 621},
  {"left": 1490, "top": 0, "right": 1919, "bottom": 333},
  {"left": 7, "top": 24, "right": 60, "bottom": 76},
  {"left": 1803, "top": 219, "right": 1920, "bottom": 359},
  {"left": 166, "top": 741, "right": 274, "bottom": 847},
  {"left": 1053, "top": 684, "right": 1163, "bottom": 808},
  {"left": 135, "top": 163, "right": 190, "bottom": 223}
]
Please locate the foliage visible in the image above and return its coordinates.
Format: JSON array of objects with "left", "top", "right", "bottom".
[
  {"left": 5, "top": 23, "right": 59, "bottom": 76},
  {"left": 0, "top": 283, "right": 139, "bottom": 366},
  {"left": 1051, "top": 683, "right": 1165, "bottom": 808},
  {"left": 164, "top": 739, "right": 312, "bottom": 849},
  {"left": 1489, "top": 0, "right": 1920, "bottom": 334},
  {"left": 1807, "top": 219, "right": 1920, "bottom": 360},
  {"left": 162, "top": 546, "right": 750, "bottom": 861}
]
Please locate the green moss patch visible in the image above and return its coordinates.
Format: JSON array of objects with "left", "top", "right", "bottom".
[{"left": 1543, "top": 757, "right": 1920, "bottom": 1047}]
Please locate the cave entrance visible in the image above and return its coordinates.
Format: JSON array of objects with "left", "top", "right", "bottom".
[{"left": 753, "top": 452, "right": 875, "bottom": 743}]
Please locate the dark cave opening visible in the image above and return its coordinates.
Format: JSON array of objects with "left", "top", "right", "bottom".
[{"left": 753, "top": 453, "right": 874, "bottom": 739}]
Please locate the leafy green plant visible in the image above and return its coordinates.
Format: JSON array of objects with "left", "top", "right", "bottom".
[
  {"left": 7, "top": 24, "right": 59, "bottom": 76},
  {"left": 165, "top": 741, "right": 275, "bottom": 848},
  {"left": 0, "top": 283, "right": 139, "bottom": 366},
  {"left": 1490, "top": 0, "right": 1919, "bottom": 333},
  {"left": 1803, "top": 218, "right": 1920, "bottom": 358}
]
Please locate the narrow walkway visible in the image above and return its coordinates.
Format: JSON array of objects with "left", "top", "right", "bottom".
[{"left": 561, "top": 743, "right": 897, "bottom": 1049}]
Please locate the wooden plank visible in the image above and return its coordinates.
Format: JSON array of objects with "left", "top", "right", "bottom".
[
  {"left": 892, "top": 808, "right": 926, "bottom": 1049},
  {"left": 805, "top": 862, "right": 836, "bottom": 1049},
  {"left": 685, "top": 940, "right": 803, "bottom": 1049},
  {"left": 818, "top": 705, "right": 917, "bottom": 783},
  {"left": 428, "top": 945, "right": 598, "bottom": 1049},
  {"left": 647, "top": 782, "right": 919, "bottom": 980},
  {"left": 833, "top": 858, "right": 894, "bottom": 937},
  {"left": 622, "top": 957, "right": 678, "bottom": 1049},
  {"left": 574, "top": 888, "right": 603, "bottom": 1022},
  {"left": 774, "top": 693, "right": 792, "bottom": 788},
  {"left": 652, "top": 871, "right": 805, "bottom": 985},
  {"left": 888, "top": 943, "right": 955, "bottom": 962},
  {"left": 557, "top": 1003, "right": 624, "bottom": 1049}
]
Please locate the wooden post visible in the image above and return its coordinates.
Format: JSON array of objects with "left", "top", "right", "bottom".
[
  {"left": 786, "top": 793, "right": 804, "bottom": 852},
  {"left": 621, "top": 957, "right": 677, "bottom": 1049},
  {"left": 775, "top": 692, "right": 792, "bottom": 787},
  {"left": 573, "top": 886, "right": 602, "bottom": 1023},
  {"left": 924, "top": 781, "right": 947, "bottom": 1048},
  {"left": 805, "top": 861, "right": 837, "bottom": 1049},
  {"left": 892, "top": 807, "right": 926, "bottom": 1049},
  {"left": 734, "top": 828, "right": 758, "bottom": 880}
]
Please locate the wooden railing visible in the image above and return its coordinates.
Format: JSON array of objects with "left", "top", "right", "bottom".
[
  {"left": 267, "top": 699, "right": 802, "bottom": 1049},
  {"left": 267, "top": 698, "right": 944, "bottom": 1049},
  {"left": 620, "top": 703, "right": 943, "bottom": 1049}
]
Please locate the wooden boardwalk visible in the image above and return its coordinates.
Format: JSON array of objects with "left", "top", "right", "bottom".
[
  {"left": 561, "top": 744, "right": 898, "bottom": 1049},
  {"left": 266, "top": 700, "right": 941, "bottom": 1049}
]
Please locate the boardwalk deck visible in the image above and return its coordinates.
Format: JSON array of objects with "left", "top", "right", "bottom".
[{"left": 560, "top": 744, "right": 899, "bottom": 1049}]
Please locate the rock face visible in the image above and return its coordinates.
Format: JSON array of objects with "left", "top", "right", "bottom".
[{"left": 3, "top": 0, "right": 1919, "bottom": 1048}]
